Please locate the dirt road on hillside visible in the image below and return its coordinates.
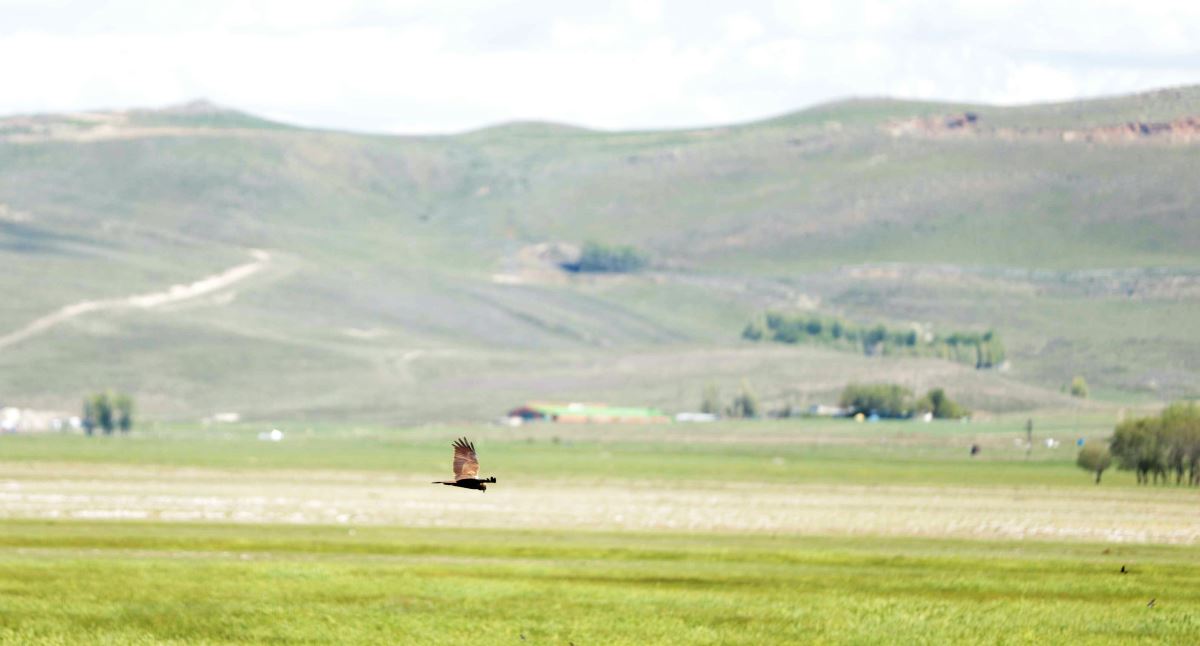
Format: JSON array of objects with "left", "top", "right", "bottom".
[{"left": 0, "top": 249, "right": 271, "bottom": 350}]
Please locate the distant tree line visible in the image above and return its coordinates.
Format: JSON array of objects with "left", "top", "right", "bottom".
[
  {"left": 695, "top": 382, "right": 967, "bottom": 421},
  {"left": 743, "top": 312, "right": 1005, "bottom": 369},
  {"left": 839, "top": 383, "right": 969, "bottom": 419},
  {"left": 563, "top": 241, "right": 649, "bottom": 273},
  {"left": 82, "top": 391, "right": 134, "bottom": 436},
  {"left": 1106, "top": 402, "right": 1200, "bottom": 485}
]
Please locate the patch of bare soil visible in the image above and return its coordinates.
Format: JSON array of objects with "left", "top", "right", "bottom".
[{"left": 491, "top": 242, "right": 579, "bottom": 285}]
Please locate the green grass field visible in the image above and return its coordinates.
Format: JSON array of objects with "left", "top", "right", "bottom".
[
  {"left": 1, "top": 419, "right": 1198, "bottom": 644},
  {"left": 2, "top": 86, "right": 1198, "bottom": 641},
  {"left": 2, "top": 522, "right": 1198, "bottom": 645}
]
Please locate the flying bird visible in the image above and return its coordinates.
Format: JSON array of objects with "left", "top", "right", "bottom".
[{"left": 432, "top": 437, "right": 496, "bottom": 492}]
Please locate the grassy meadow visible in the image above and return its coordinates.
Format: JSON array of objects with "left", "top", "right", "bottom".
[
  {"left": 1, "top": 418, "right": 1198, "bottom": 643},
  {"left": 2, "top": 87, "right": 1198, "bottom": 643},
  {"left": 2, "top": 522, "right": 1198, "bottom": 645}
]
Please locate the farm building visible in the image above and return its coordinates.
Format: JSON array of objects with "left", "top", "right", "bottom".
[{"left": 507, "top": 402, "right": 670, "bottom": 424}]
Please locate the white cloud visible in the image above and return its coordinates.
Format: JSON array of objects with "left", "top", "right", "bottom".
[{"left": 0, "top": 0, "right": 1196, "bottom": 132}]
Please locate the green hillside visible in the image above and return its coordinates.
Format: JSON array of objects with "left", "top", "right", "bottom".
[{"left": 1, "top": 87, "right": 1197, "bottom": 421}]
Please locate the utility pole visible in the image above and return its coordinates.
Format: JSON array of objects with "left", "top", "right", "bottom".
[{"left": 1025, "top": 418, "right": 1034, "bottom": 459}]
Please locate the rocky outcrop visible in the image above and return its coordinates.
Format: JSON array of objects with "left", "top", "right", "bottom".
[{"left": 887, "top": 113, "right": 1200, "bottom": 145}]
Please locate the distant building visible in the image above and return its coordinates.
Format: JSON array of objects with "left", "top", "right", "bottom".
[
  {"left": 507, "top": 402, "right": 670, "bottom": 424},
  {"left": 0, "top": 407, "right": 17, "bottom": 433},
  {"left": 0, "top": 407, "right": 71, "bottom": 433},
  {"left": 808, "top": 404, "right": 849, "bottom": 417}
]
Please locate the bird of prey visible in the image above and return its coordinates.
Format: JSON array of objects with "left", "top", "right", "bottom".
[{"left": 432, "top": 437, "right": 496, "bottom": 492}]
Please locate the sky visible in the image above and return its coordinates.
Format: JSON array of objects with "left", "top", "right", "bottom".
[{"left": 1, "top": 0, "right": 1198, "bottom": 134}]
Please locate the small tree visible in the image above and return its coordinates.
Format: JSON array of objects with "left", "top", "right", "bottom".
[
  {"left": 1069, "top": 376, "right": 1089, "bottom": 399},
  {"left": 113, "top": 393, "right": 134, "bottom": 433},
  {"left": 741, "top": 321, "right": 764, "bottom": 341},
  {"left": 1076, "top": 443, "right": 1112, "bottom": 484},
  {"left": 700, "top": 384, "right": 722, "bottom": 416},
  {"left": 93, "top": 392, "right": 114, "bottom": 435},
  {"left": 82, "top": 398, "right": 96, "bottom": 436},
  {"left": 726, "top": 380, "right": 760, "bottom": 419},
  {"left": 1025, "top": 418, "right": 1034, "bottom": 459}
]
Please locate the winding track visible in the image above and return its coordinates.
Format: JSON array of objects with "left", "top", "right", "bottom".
[{"left": 0, "top": 249, "right": 271, "bottom": 350}]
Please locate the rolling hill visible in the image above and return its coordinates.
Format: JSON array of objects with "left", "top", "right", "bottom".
[{"left": 1, "top": 88, "right": 1197, "bottom": 422}]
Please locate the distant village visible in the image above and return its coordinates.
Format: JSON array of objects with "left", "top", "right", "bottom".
[{"left": 0, "top": 395, "right": 945, "bottom": 434}]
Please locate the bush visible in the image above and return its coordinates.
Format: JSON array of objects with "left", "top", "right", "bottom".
[
  {"left": 1069, "top": 376, "right": 1089, "bottom": 398},
  {"left": 741, "top": 321, "right": 764, "bottom": 341}
]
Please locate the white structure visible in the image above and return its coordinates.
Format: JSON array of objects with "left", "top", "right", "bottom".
[{"left": 675, "top": 412, "right": 718, "bottom": 423}]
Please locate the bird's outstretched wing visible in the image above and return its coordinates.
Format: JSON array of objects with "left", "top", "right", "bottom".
[{"left": 452, "top": 437, "right": 480, "bottom": 480}]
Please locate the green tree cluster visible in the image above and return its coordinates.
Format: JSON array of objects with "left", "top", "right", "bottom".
[
  {"left": 1108, "top": 402, "right": 1200, "bottom": 485},
  {"left": 915, "top": 388, "right": 970, "bottom": 419},
  {"left": 82, "top": 392, "right": 134, "bottom": 436},
  {"left": 839, "top": 383, "right": 914, "bottom": 418},
  {"left": 839, "top": 384, "right": 968, "bottom": 420},
  {"left": 570, "top": 241, "right": 648, "bottom": 273},
  {"left": 746, "top": 312, "right": 1004, "bottom": 369}
]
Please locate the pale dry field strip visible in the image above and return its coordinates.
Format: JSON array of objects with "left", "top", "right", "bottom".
[{"left": 0, "top": 463, "right": 1197, "bottom": 544}]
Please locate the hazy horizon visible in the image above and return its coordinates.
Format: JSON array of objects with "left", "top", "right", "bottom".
[{"left": 2, "top": 0, "right": 1198, "bottom": 134}]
